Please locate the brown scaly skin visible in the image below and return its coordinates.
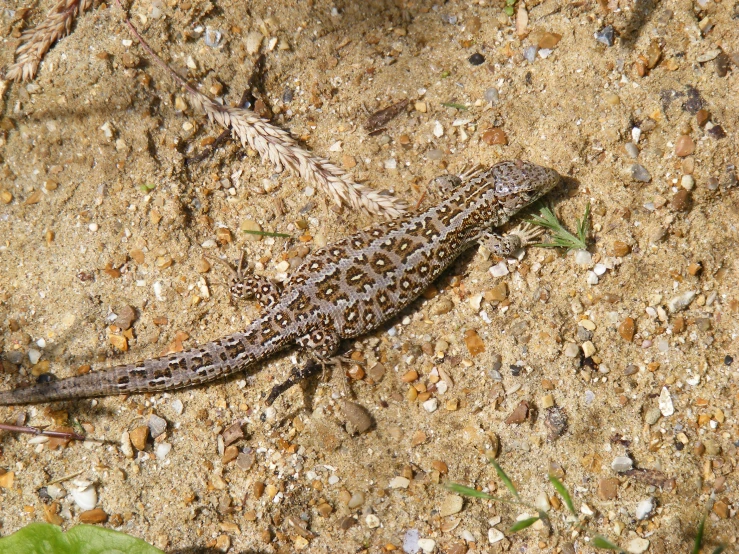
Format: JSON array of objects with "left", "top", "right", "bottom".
[{"left": 0, "top": 160, "right": 560, "bottom": 405}]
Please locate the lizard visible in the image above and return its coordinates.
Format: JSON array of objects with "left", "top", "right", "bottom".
[{"left": 0, "top": 160, "right": 560, "bottom": 406}]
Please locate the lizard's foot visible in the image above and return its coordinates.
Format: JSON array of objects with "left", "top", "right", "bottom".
[
  {"left": 265, "top": 359, "right": 323, "bottom": 406},
  {"left": 507, "top": 222, "right": 545, "bottom": 247}
]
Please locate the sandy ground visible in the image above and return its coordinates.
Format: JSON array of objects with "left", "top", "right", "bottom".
[{"left": 1, "top": 0, "right": 738, "bottom": 552}]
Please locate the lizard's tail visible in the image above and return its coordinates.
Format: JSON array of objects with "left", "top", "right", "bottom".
[{"left": 0, "top": 324, "right": 291, "bottom": 405}]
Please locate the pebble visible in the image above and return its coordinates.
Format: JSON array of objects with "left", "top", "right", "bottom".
[
  {"left": 488, "top": 528, "right": 505, "bottom": 544},
  {"left": 484, "top": 88, "right": 499, "bottom": 104},
  {"left": 155, "top": 442, "right": 172, "bottom": 460},
  {"left": 582, "top": 341, "right": 596, "bottom": 358},
  {"left": 440, "top": 495, "right": 464, "bottom": 517},
  {"left": 79, "top": 508, "right": 108, "bottom": 524},
  {"left": 658, "top": 387, "right": 674, "bottom": 417},
  {"left": 241, "top": 219, "right": 263, "bottom": 242},
  {"left": 635, "top": 497, "right": 655, "bottom": 520},
  {"left": 564, "top": 343, "right": 580, "bottom": 358},
  {"left": 433, "top": 121, "right": 444, "bottom": 138},
  {"left": 618, "top": 317, "right": 635, "bottom": 341},
  {"left": 630, "top": 164, "right": 651, "bottom": 182},
  {"left": 28, "top": 349, "right": 42, "bottom": 364},
  {"left": 464, "top": 329, "right": 485, "bottom": 356},
  {"left": 627, "top": 537, "right": 650, "bottom": 554},
  {"left": 671, "top": 189, "right": 691, "bottom": 211},
  {"left": 147, "top": 414, "right": 167, "bottom": 438},
  {"left": 389, "top": 477, "right": 410, "bottom": 489},
  {"left": 365, "top": 514, "right": 380, "bottom": 528},
  {"left": 482, "top": 128, "right": 508, "bottom": 145},
  {"left": 595, "top": 25, "right": 614, "bottom": 46},
  {"left": 70, "top": 480, "right": 97, "bottom": 511},
  {"left": 505, "top": 400, "right": 529, "bottom": 424},
  {"left": 417, "top": 538, "right": 436, "bottom": 553},
  {"left": 468, "top": 53, "right": 485, "bottom": 65},
  {"left": 667, "top": 291, "right": 695, "bottom": 313},
  {"left": 403, "top": 529, "right": 419, "bottom": 553},
  {"left": 675, "top": 135, "right": 694, "bottom": 156},
  {"left": 130, "top": 425, "right": 149, "bottom": 451},
  {"left": 245, "top": 32, "right": 263, "bottom": 55},
  {"left": 598, "top": 478, "right": 619, "bottom": 500},
  {"left": 348, "top": 492, "right": 364, "bottom": 509},
  {"left": 171, "top": 398, "right": 184, "bottom": 415},
  {"left": 611, "top": 456, "right": 633, "bottom": 472},
  {"left": 574, "top": 250, "right": 592, "bottom": 266},
  {"left": 544, "top": 407, "right": 567, "bottom": 441},
  {"left": 523, "top": 45, "right": 538, "bottom": 62},
  {"left": 624, "top": 142, "right": 639, "bottom": 158},
  {"left": 644, "top": 407, "right": 661, "bottom": 425},
  {"left": 489, "top": 261, "right": 509, "bottom": 277},
  {"left": 341, "top": 401, "right": 373, "bottom": 434},
  {"left": 423, "top": 398, "right": 438, "bottom": 413},
  {"left": 681, "top": 175, "right": 695, "bottom": 190}
]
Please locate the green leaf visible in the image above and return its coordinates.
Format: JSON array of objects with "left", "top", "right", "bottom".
[
  {"left": 548, "top": 475, "right": 576, "bottom": 515},
  {"left": 490, "top": 460, "right": 519, "bottom": 499},
  {"left": 138, "top": 183, "right": 157, "bottom": 192},
  {"left": 440, "top": 102, "right": 468, "bottom": 110},
  {"left": 0, "top": 523, "right": 163, "bottom": 554},
  {"left": 591, "top": 535, "right": 624, "bottom": 552},
  {"left": 445, "top": 483, "right": 494, "bottom": 500},
  {"left": 711, "top": 546, "right": 726, "bottom": 554},
  {"left": 503, "top": 6, "right": 514, "bottom": 15},
  {"left": 242, "top": 229, "right": 292, "bottom": 238},
  {"left": 441, "top": 70, "right": 451, "bottom": 78},
  {"left": 508, "top": 517, "right": 539, "bottom": 533},
  {"left": 692, "top": 514, "right": 706, "bottom": 554},
  {"left": 528, "top": 204, "right": 589, "bottom": 252}
]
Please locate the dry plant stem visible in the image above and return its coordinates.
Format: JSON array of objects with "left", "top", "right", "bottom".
[
  {"left": 113, "top": 0, "right": 406, "bottom": 217},
  {"left": 0, "top": 422, "right": 87, "bottom": 441},
  {"left": 6, "top": 0, "right": 93, "bottom": 82}
]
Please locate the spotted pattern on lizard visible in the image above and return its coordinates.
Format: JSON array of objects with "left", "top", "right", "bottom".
[{"left": 0, "top": 160, "right": 560, "bottom": 405}]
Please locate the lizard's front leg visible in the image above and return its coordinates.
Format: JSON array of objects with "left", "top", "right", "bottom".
[{"left": 480, "top": 223, "right": 543, "bottom": 258}]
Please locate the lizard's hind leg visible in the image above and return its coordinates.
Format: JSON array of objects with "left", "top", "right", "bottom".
[{"left": 205, "top": 251, "right": 282, "bottom": 309}]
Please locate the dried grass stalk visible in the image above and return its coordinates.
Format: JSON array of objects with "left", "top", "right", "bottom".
[
  {"left": 6, "top": 0, "right": 93, "bottom": 82},
  {"left": 188, "top": 92, "right": 405, "bottom": 217},
  {"left": 114, "top": 0, "right": 406, "bottom": 218}
]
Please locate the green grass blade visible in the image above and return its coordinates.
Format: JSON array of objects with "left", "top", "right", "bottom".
[
  {"left": 692, "top": 514, "right": 706, "bottom": 554},
  {"left": 711, "top": 546, "right": 726, "bottom": 554},
  {"left": 577, "top": 203, "right": 591, "bottom": 244},
  {"left": 242, "top": 229, "right": 292, "bottom": 238},
  {"left": 445, "top": 483, "right": 495, "bottom": 501},
  {"left": 591, "top": 535, "right": 624, "bottom": 552},
  {"left": 548, "top": 475, "right": 576, "bottom": 515},
  {"left": 440, "top": 102, "right": 468, "bottom": 110},
  {"left": 508, "top": 517, "right": 539, "bottom": 533},
  {"left": 490, "top": 460, "right": 520, "bottom": 499},
  {"left": 528, "top": 205, "right": 589, "bottom": 251}
]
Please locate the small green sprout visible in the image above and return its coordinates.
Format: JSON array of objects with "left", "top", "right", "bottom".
[
  {"left": 528, "top": 203, "right": 590, "bottom": 251},
  {"left": 503, "top": 0, "right": 516, "bottom": 17},
  {"left": 138, "top": 183, "right": 157, "bottom": 193},
  {"left": 440, "top": 102, "right": 468, "bottom": 110},
  {"left": 242, "top": 229, "right": 291, "bottom": 239}
]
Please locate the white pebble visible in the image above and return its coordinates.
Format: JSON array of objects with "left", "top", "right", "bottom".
[
  {"left": 388, "top": 476, "right": 410, "bottom": 489},
  {"left": 433, "top": 121, "right": 444, "bottom": 137},
  {"left": 534, "top": 491, "right": 550, "bottom": 512},
  {"left": 153, "top": 281, "right": 165, "bottom": 301},
  {"left": 70, "top": 481, "right": 97, "bottom": 511},
  {"left": 488, "top": 528, "right": 505, "bottom": 544},
  {"left": 36, "top": 338, "right": 46, "bottom": 348},
  {"left": 593, "top": 263, "right": 607, "bottom": 276},
  {"left": 423, "top": 398, "right": 438, "bottom": 413},
  {"left": 461, "top": 530, "right": 475, "bottom": 542},
  {"left": 418, "top": 538, "right": 436, "bottom": 553},
  {"left": 681, "top": 175, "right": 695, "bottom": 190},
  {"left": 304, "top": 186, "right": 315, "bottom": 197},
  {"left": 328, "top": 475, "right": 340, "bottom": 485},
  {"left": 489, "top": 262, "right": 509, "bottom": 278},
  {"left": 658, "top": 386, "right": 674, "bottom": 416},
  {"left": 155, "top": 442, "right": 172, "bottom": 460},
  {"left": 611, "top": 456, "right": 633, "bottom": 472},
  {"left": 627, "top": 538, "right": 650, "bottom": 554},
  {"left": 89, "top": 223, "right": 99, "bottom": 232},
  {"left": 635, "top": 497, "right": 655, "bottom": 520},
  {"left": 582, "top": 341, "right": 596, "bottom": 358},
  {"left": 667, "top": 290, "right": 695, "bottom": 312},
  {"left": 580, "top": 503, "right": 594, "bottom": 516},
  {"left": 27, "top": 349, "right": 41, "bottom": 365},
  {"left": 574, "top": 249, "right": 592, "bottom": 266},
  {"left": 46, "top": 484, "right": 65, "bottom": 499},
  {"left": 365, "top": 514, "right": 380, "bottom": 528},
  {"left": 586, "top": 271, "right": 599, "bottom": 285},
  {"left": 329, "top": 141, "right": 342, "bottom": 152},
  {"left": 469, "top": 293, "right": 483, "bottom": 311},
  {"left": 384, "top": 158, "right": 397, "bottom": 170},
  {"left": 631, "top": 127, "right": 642, "bottom": 144},
  {"left": 120, "top": 431, "right": 134, "bottom": 458},
  {"left": 171, "top": 398, "right": 184, "bottom": 415}
]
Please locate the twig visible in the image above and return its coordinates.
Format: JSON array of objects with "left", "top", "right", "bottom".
[
  {"left": 0, "top": 422, "right": 87, "bottom": 441},
  {"left": 112, "top": 0, "right": 406, "bottom": 218},
  {"left": 6, "top": 0, "right": 93, "bottom": 82}
]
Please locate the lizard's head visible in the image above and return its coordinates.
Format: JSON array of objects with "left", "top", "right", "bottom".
[{"left": 487, "top": 160, "right": 560, "bottom": 211}]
